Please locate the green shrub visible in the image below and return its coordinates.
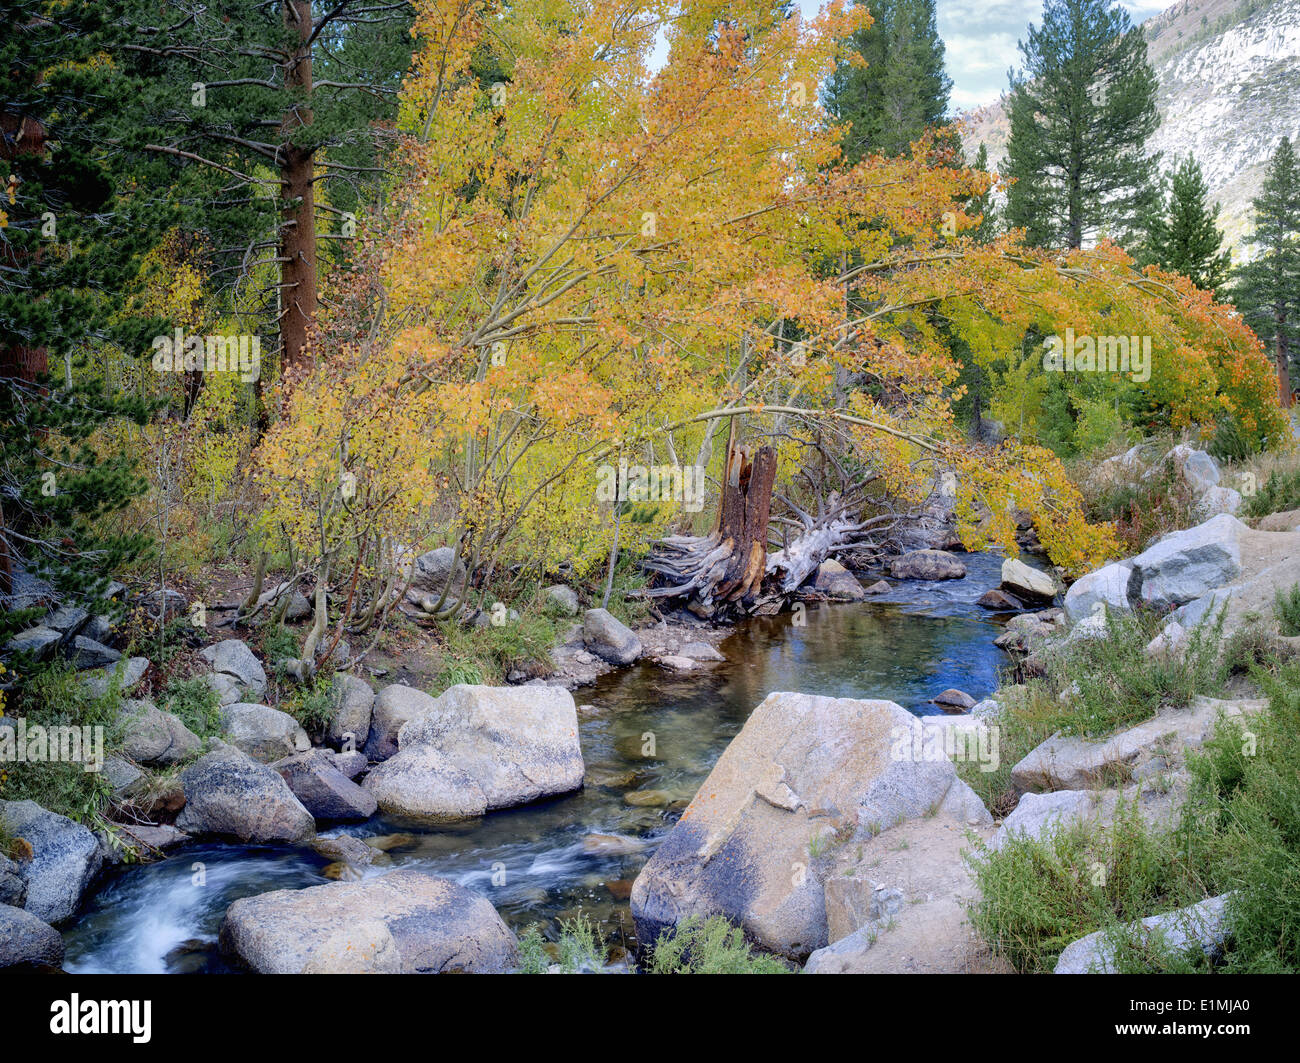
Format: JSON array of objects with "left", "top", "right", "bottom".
[
  {"left": 260, "top": 624, "right": 300, "bottom": 665},
  {"left": 281, "top": 672, "right": 338, "bottom": 736},
  {"left": 1241, "top": 467, "right": 1300, "bottom": 519},
  {"left": 649, "top": 916, "right": 792, "bottom": 974},
  {"left": 1274, "top": 584, "right": 1300, "bottom": 637},
  {"left": 1209, "top": 663, "right": 1300, "bottom": 971},
  {"left": 956, "top": 681, "right": 1061, "bottom": 815},
  {"left": 1042, "top": 609, "right": 1226, "bottom": 737},
  {"left": 966, "top": 801, "right": 1217, "bottom": 973},
  {"left": 512, "top": 915, "right": 607, "bottom": 973},
  {"left": 162, "top": 675, "right": 223, "bottom": 738}
]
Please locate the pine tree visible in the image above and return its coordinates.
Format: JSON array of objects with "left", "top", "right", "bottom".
[
  {"left": 1140, "top": 155, "right": 1232, "bottom": 293},
  {"left": 824, "top": 0, "right": 952, "bottom": 162},
  {"left": 966, "top": 142, "right": 999, "bottom": 243},
  {"left": 1004, "top": 0, "right": 1160, "bottom": 249},
  {"left": 1231, "top": 137, "right": 1300, "bottom": 408},
  {"left": 0, "top": 1, "right": 165, "bottom": 632},
  {"left": 108, "top": 1, "right": 416, "bottom": 382}
]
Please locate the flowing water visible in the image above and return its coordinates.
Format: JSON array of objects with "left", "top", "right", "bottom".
[{"left": 62, "top": 552, "right": 1017, "bottom": 973}]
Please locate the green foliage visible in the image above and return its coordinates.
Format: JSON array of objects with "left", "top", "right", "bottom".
[
  {"left": 1004, "top": 0, "right": 1160, "bottom": 248},
  {"left": 433, "top": 600, "right": 561, "bottom": 689},
  {"left": 162, "top": 676, "right": 223, "bottom": 739},
  {"left": 514, "top": 925, "right": 552, "bottom": 974},
  {"left": 1228, "top": 137, "right": 1300, "bottom": 388},
  {"left": 966, "top": 801, "right": 1217, "bottom": 973},
  {"left": 261, "top": 624, "right": 301, "bottom": 666},
  {"left": 1137, "top": 155, "right": 1232, "bottom": 293},
  {"left": 823, "top": 0, "right": 953, "bottom": 163},
  {"left": 0, "top": 661, "right": 122, "bottom": 822},
  {"left": 281, "top": 672, "right": 339, "bottom": 737},
  {"left": 1241, "top": 467, "right": 1300, "bottom": 518},
  {"left": 513, "top": 915, "right": 607, "bottom": 973},
  {"left": 1042, "top": 609, "right": 1227, "bottom": 737},
  {"left": 956, "top": 682, "right": 1062, "bottom": 815},
  {"left": 1274, "top": 584, "right": 1300, "bottom": 637},
  {"left": 1211, "top": 663, "right": 1300, "bottom": 970},
  {"left": 648, "top": 916, "right": 792, "bottom": 974}
]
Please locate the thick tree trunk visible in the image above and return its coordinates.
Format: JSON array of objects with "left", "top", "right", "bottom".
[
  {"left": 1276, "top": 313, "right": 1292, "bottom": 408},
  {"left": 279, "top": 0, "right": 317, "bottom": 380},
  {"left": 642, "top": 435, "right": 777, "bottom": 610}
]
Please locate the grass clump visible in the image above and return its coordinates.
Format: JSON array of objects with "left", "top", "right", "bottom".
[
  {"left": 1041, "top": 609, "right": 1226, "bottom": 738},
  {"left": 648, "top": 915, "right": 792, "bottom": 974},
  {"left": 1274, "top": 583, "right": 1300, "bottom": 637},
  {"left": 161, "top": 675, "right": 222, "bottom": 737},
  {"left": 1241, "top": 466, "right": 1300, "bottom": 519},
  {"left": 280, "top": 671, "right": 339, "bottom": 737},
  {"left": 956, "top": 681, "right": 1061, "bottom": 815},
  {"left": 260, "top": 624, "right": 300, "bottom": 665},
  {"left": 965, "top": 800, "right": 1217, "bottom": 974},
  {"left": 0, "top": 661, "right": 121, "bottom": 823}
]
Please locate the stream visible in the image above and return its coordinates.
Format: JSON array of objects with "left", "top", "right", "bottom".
[{"left": 61, "top": 552, "right": 1016, "bottom": 973}]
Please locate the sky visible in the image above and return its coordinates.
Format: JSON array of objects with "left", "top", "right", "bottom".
[{"left": 796, "top": 0, "right": 1176, "bottom": 111}]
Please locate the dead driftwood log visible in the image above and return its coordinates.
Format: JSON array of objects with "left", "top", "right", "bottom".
[
  {"left": 642, "top": 437, "right": 901, "bottom": 614},
  {"left": 642, "top": 439, "right": 777, "bottom": 609}
]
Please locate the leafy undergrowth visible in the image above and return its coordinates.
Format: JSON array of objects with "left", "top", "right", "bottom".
[
  {"left": 1042, "top": 609, "right": 1228, "bottom": 737},
  {"left": 968, "top": 660, "right": 1300, "bottom": 973},
  {"left": 514, "top": 914, "right": 791, "bottom": 974},
  {"left": 1241, "top": 465, "right": 1300, "bottom": 519}
]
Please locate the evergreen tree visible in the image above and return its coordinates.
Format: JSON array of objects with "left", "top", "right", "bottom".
[
  {"left": 1231, "top": 137, "right": 1300, "bottom": 408},
  {"left": 108, "top": 1, "right": 416, "bottom": 381},
  {"left": 0, "top": 1, "right": 165, "bottom": 632},
  {"left": 966, "top": 142, "right": 999, "bottom": 242},
  {"left": 824, "top": 0, "right": 952, "bottom": 162},
  {"left": 1139, "top": 155, "right": 1231, "bottom": 293},
  {"left": 1003, "top": 0, "right": 1160, "bottom": 249}
]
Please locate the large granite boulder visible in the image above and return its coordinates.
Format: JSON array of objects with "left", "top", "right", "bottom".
[
  {"left": 363, "top": 684, "right": 584, "bottom": 819},
  {"left": 629, "top": 692, "right": 991, "bottom": 961},
  {"left": 0, "top": 904, "right": 65, "bottom": 969},
  {"left": 0, "top": 799, "right": 103, "bottom": 925},
  {"left": 119, "top": 699, "right": 202, "bottom": 767},
  {"left": 81, "top": 656, "right": 150, "bottom": 699},
  {"left": 582, "top": 608, "right": 642, "bottom": 665},
  {"left": 543, "top": 584, "right": 580, "bottom": 616},
  {"left": 999, "top": 558, "right": 1057, "bottom": 602},
  {"left": 325, "top": 674, "right": 374, "bottom": 751},
  {"left": 219, "top": 703, "right": 310, "bottom": 763},
  {"left": 1128, "top": 514, "right": 1248, "bottom": 611},
  {"left": 219, "top": 870, "right": 517, "bottom": 973},
  {"left": 200, "top": 639, "right": 268, "bottom": 698},
  {"left": 890, "top": 550, "right": 966, "bottom": 581},
  {"left": 407, "top": 547, "right": 467, "bottom": 595},
  {"left": 1063, "top": 562, "right": 1134, "bottom": 624},
  {"left": 3, "top": 626, "right": 62, "bottom": 662},
  {"left": 175, "top": 742, "right": 315, "bottom": 843},
  {"left": 364, "top": 684, "right": 439, "bottom": 761},
  {"left": 811, "top": 560, "right": 867, "bottom": 601}
]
